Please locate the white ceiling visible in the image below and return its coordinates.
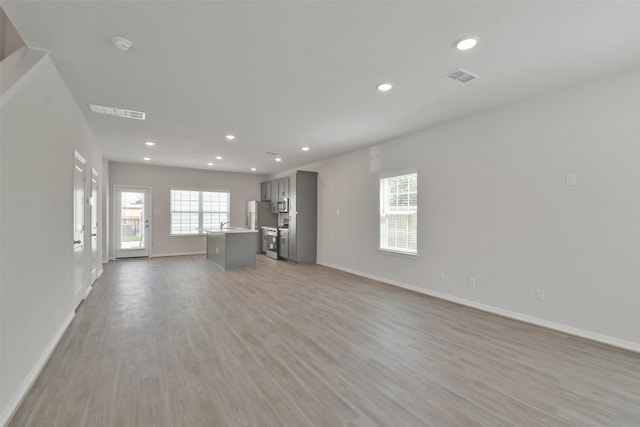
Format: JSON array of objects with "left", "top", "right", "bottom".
[{"left": 3, "top": 1, "right": 640, "bottom": 175}]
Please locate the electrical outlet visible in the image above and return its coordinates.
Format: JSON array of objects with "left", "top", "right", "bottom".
[
  {"left": 215, "top": 247, "right": 219, "bottom": 254},
  {"left": 438, "top": 270, "right": 445, "bottom": 280},
  {"left": 336, "top": 209, "right": 340, "bottom": 217},
  {"left": 469, "top": 277, "right": 477, "bottom": 287},
  {"left": 566, "top": 173, "right": 576, "bottom": 186},
  {"left": 536, "top": 288, "right": 545, "bottom": 301}
]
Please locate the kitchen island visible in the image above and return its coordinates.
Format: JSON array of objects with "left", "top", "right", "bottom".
[{"left": 205, "top": 228, "right": 259, "bottom": 270}]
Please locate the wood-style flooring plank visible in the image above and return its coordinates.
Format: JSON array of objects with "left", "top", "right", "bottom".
[{"left": 8, "top": 255, "right": 640, "bottom": 426}]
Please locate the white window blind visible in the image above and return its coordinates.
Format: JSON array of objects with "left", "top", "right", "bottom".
[
  {"left": 380, "top": 173, "right": 417, "bottom": 254},
  {"left": 170, "top": 189, "right": 229, "bottom": 235}
]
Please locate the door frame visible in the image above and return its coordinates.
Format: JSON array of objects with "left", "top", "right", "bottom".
[
  {"left": 90, "top": 167, "right": 99, "bottom": 283},
  {"left": 113, "top": 185, "right": 152, "bottom": 258},
  {"left": 73, "top": 150, "right": 87, "bottom": 309}
]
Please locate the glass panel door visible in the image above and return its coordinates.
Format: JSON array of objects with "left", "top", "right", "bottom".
[{"left": 115, "top": 186, "right": 151, "bottom": 258}]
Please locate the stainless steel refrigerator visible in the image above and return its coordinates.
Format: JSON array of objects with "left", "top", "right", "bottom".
[{"left": 246, "top": 200, "right": 277, "bottom": 253}]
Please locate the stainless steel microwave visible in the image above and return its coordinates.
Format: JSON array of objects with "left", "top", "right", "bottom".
[{"left": 277, "top": 198, "right": 289, "bottom": 213}]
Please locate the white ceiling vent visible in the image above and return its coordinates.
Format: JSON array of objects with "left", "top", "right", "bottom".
[
  {"left": 88, "top": 104, "right": 146, "bottom": 120},
  {"left": 442, "top": 68, "right": 479, "bottom": 83}
]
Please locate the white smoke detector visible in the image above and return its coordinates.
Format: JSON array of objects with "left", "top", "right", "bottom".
[{"left": 112, "top": 37, "right": 132, "bottom": 51}]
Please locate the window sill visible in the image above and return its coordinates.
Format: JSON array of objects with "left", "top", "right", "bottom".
[
  {"left": 169, "top": 233, "right": 207, "bottom": 237},
  {"left": 378, "top": 248, "right": 418, "bottom": 259}
]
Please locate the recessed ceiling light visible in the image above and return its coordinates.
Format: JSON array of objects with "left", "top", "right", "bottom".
[
  {"left": 275, "top": 157, "right": 282, "bottom": 162},
  {"left": 455, "top": 36, "right": 478, "bottom": 51},
  {"left": 250, "top": 167, "right": 257, "bottom": 171},
  {"left": 225, "top": 134, "right": 235, "bottom": 141},
  {"left": 301, "top": 146, "right": 310, "bottom": 151},
  {"left": 207, "top": 162, "right": 214, "bottom": 166},
  {"left": 377, "top": 83, "right": 393, "bottom": 92},
  {"left": 145, "top": 141, "right": 155, "bottom": 146},
  {"left": 215, "top": 156, "right": 223, "bottom": 160},
  {"left": 143, "top": 157, "right": 150, "bottom": 161}
]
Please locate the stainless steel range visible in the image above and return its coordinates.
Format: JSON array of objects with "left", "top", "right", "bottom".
[{"left": 263, "top": 226, "right": 278, "bottom": 259}]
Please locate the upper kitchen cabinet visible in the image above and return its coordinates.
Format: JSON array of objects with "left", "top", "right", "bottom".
[
  {"left": 278, "top": 177, "right": 289, "bottom": 198},
  {"left": 261, "top": 181, "right": 271, "bottom": 201},
  {"left": 287, "top": 171, "right": 317, "bottom": 264},
  {"left": 270, "top": 180, "right": 279, "bottom": 213}
]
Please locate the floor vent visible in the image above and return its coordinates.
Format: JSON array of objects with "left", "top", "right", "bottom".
[
  {"left": 88, "top": 104, "right": 146, "bottom": 120},
  {"left": 442, "top": 68, "right": 479, "bottom": 83}
]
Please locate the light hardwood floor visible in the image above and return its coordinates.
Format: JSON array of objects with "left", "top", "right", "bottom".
[{"left": 9, "top": 255, "right": 640, "bottom": 426}]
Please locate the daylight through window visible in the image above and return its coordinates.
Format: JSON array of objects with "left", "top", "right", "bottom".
[
  {"left": 380, "top": 173, "right": 417, "bottom": 254},
  {"left": 170, "top": 189, "right": 229, "bottom": 235}
]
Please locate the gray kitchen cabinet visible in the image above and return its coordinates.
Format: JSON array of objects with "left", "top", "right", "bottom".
[
  {"left": 278, "top": 228, "right": 289, "bottom": 259},
  {"left": 278, "top": 177, "right": 289, "bottom": 198},
  {"left": 206, "top": 230, "right": 259, "bottom": 270},
  {"left": 270, "top": 180, "right": 278, "bottom": 213},
  {"left": 261, "top": 181, "right": 271, "bottom": 201},
  {"left": 287, "top": 171, "right": 317, "bottom": 264}
]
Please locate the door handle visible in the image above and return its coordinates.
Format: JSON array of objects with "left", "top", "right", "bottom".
[
  {"left": 74, "top": 240, "right": 81, "bottom": 244},
  {"left": 91, "top": 234, "right": 97, "bottom": 237}
]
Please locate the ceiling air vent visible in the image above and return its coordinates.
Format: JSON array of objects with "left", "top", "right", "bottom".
[
  {"left": 442, "top": 68, "right": 479, "bottom": 83},
  {"left": 88, "top": 104, "right": 146, "bottom": 120}
]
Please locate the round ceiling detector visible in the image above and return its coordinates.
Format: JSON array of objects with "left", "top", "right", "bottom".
[{"left": 112, "top": 37, "right": 132, "bottom": 51}]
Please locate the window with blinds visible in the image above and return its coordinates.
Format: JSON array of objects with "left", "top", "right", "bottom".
[
  {"left": 170, "top": 189, "right": 229, "bottom": 235},
  {"left": 380, "top": 172, "right": 417, "bottom": 255}
]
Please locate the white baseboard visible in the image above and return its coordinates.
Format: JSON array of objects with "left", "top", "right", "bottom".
[
  {"left": 1, "top": 311, "right": 75, "bottom": 427},
  {"left": 108, "top": 252, "right": 205, "bottom": 261},
  {"left": 150, "top": 251, "right": 206, "bottom": 258},
  {"left": 98, "top": 266, "right": 104, "bottom": 278},
  {"left": 319, "top": 262, "right": 640, "bottom": 354}
]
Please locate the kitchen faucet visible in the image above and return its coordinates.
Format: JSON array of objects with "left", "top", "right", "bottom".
[{"left": 220, "top": 221, "right": 230, "bottom": 230}]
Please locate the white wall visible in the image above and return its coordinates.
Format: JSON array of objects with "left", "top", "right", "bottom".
[
  {"left": 300, "top": 66, "right": 640, "bottom": 350},
  {"left": 109, "top": 162, "right": 265, "bottom": 258},
  {"left": 1, "top": 49, "right": 102, "bottom": 423}
]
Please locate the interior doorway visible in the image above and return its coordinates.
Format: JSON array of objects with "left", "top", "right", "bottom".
[
  {"left": 90, "top": 168, "right": 99, "bottom": 282},
  {"left": 73, "top": 151, "right": 87, "bottom": 308}
]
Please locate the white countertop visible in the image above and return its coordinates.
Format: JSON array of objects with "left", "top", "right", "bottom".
[{"left": 204, "top": 228, "right": 258, "bottom": 234}]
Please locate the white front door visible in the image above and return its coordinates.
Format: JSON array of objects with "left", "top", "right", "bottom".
[
  {"left": 73, "top": 151, "right": 87, "bottom": 308},
  {"left": 90, "top": 168, "right": 99, "bottom": 283},
  {"left": 115, "top": 186, "right": 151, "bottom": 258}
]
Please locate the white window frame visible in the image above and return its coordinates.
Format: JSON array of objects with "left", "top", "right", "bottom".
[
  {"left": 170, "top": 188, "right": 230, "bottom": 236},
  {"left": 379, "top": 171, "right": 418, "bottom": 258}
]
